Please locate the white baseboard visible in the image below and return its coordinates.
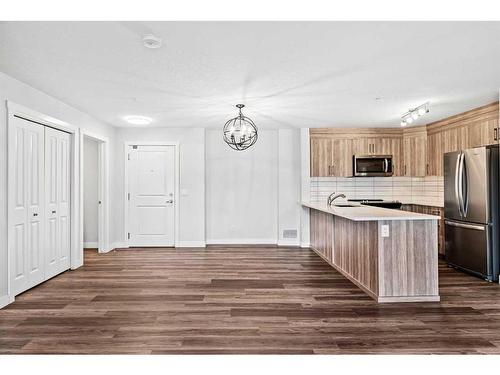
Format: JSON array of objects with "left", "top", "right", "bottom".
[
  {"left": 0, "top": 294, "right": 13, "bottom": 309},
  {"left": 110, "top": 242, "right": 128, "bottom": 250},
  {"left": 206, "top": 239, "right": 278, "bottom": 245},
  {"left": 300, "top": 242, "right": 311, "bottom": 248},
  {"left": 83, "top": 242, "right": 98, "bottom": 248},
  {"left": 176, "top": 241, "right": 206, "bottom": 248},
  {"left": 278, "top": 240, "right": 301, "bottom": 247},
  {"left": 99, "top": 245, "right": 115, "bottom": 254}
]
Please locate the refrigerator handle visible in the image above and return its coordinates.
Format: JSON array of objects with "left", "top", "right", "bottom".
[
  {"left": 458, "top": 152, "right": 465, "bottom": 217},
  {"left": 455, "top": 153, "right": 462, "bottom": 216},
  {"left": 461, "top": 152, "right": 468, "bottom": 216}
]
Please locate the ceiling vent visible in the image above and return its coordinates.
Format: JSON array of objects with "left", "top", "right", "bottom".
[{"left": 142, "top": 34, "right": 162, "bottom": 49}]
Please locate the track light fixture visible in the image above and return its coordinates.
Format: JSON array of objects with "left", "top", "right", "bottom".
[{"left": 400, "top": 102, "right": 430, "bottom": 127}]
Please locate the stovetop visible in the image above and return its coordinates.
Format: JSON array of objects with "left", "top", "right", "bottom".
[{"left": 348, "top": 199, "right": 402, "bottom": 209}]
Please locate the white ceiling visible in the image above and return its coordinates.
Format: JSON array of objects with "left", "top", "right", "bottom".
[{"left": 0, "top": 21, "right": 499, "bottom": 129}]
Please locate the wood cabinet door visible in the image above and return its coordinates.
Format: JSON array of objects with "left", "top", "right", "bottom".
[
  {"left": 332, "top": 139, "right": 353, "bottom": 176},
  {"left": 468, "top": 118, "right": 499, "bottom": 148},
  {"left": 353, "top": 138, "right": 372, "bottom": 155},
  {"left": 426, "top": 132, "right": 443, "bottom": 176},
  {"left": 310, "top": 138, "right": 333, "bottom": 177},
  {"left": 403, "top": 134, "right": 427, "bottom": 176},
  {"left": 442, "top": 126, "right": 467, "bottom": 153}
]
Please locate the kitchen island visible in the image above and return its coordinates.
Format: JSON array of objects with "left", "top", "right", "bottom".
[{"left": 303, "top": 202, "right": 441, "bottom": 303}]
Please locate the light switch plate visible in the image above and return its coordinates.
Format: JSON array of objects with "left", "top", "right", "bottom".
[{"left": 381, "top": 224, "right": 390, "bottom": 237}]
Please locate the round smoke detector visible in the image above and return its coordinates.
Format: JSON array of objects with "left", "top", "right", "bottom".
[{"left": 142, "top": 34, "right": 162, "bottom": 49}]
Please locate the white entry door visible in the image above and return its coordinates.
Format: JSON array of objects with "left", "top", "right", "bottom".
[
  {"left": 128, "top": 145, "right": 175, "bottom": 246},
  {"left": 44, "top": 127, "right": 71, "bottom": 279},
  {"left": 8, "top": 116, "right": 45, "bottom": 295}
]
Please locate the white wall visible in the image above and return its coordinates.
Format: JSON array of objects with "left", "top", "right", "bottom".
[
  {"left": 206, "top": 129, "right": 278, "bottom": 244},
  {"left": 300, "top": 128, "right": 311, "bottom": 247},
  {"left": 206, "top": 129, "right": 301, "bottom": 245},
  {"left": 83, "top": 137, "right": 99, "bottom": 246},
  {"left": 278, "top": 129, "right": 302, "bottom": 245},
  {"left": 112, "top": 127, "right": 206, "bottom": 247},
  {"left": 0, "top": 71, "right": 116, "bottom": 307}
]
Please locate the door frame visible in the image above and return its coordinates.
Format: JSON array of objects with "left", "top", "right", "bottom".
[
  {"left": 80, "top": 130, "right": 110, "bottom": 254},
  {"left": 6, "top": 101, "right": 81, "bottom": 303},
  {"left": 123, "top": 141, "right": 180, "bottom": 248}
]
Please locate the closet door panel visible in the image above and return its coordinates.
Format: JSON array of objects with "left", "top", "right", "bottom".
[
  {"left": 57, "top": 134, "right": 71, "bottom": 267},
  {"left": 45, "top": 130, "right": 59, "bottom": 276},
  {"left": 11, "top": 125, "right": 28, "bottom": 293},
  {"left": 45, "top": 127, "right": 71, "bottom": 279},
  {"left": 26, "top": 126, "right": 45, "bottom": 285},
  {"left": 8, "top": 117, "right": 45, "bottom": 295}
]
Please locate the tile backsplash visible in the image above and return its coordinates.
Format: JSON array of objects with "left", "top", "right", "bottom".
[{"left": 310, "top": 176, "right": 444, "bottom": 207}]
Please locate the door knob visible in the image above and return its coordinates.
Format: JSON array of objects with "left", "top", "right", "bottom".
[{"left": 166, "top": 200, "right": 174, "bottom": 204}]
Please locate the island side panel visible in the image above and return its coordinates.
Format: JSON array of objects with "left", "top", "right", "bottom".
[
  {"left": 310, "top": 209, "right": 333, "bottom": 263},
  {"left": 332, "top": 216, "right": 379, "bottom": 295},
  {"left": 377, "top": 220, "right": 439, "bottom": 301}
]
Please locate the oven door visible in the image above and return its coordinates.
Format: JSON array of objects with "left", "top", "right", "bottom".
[{"left": 353, "top": 155, "right": 393, "bottom": 177}]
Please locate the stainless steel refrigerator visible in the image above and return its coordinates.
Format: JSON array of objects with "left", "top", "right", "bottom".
[{"left": 444, "top": 145, "right": 499, "bottom": 281}]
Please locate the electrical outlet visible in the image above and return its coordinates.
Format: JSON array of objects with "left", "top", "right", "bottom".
[{"left": 381, "top": 224, "right": 390, "bottom": 237}]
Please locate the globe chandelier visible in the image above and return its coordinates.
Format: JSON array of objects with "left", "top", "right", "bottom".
[{"left": 222, "top": 104, "right": 258, "bottom": 151}]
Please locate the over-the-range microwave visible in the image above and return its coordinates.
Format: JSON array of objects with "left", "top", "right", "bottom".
[{"left": 353, "top": 155, "right": 393, "bottom": 177}]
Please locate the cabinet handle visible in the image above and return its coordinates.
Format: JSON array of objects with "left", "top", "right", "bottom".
[
  {"left": 426, "top": 164, "right": 429, "bottom": 175},
  {"left": 404, "top": 165, "right": 407, "bottom": 175},
  {"left": 33, "top": 213, "right": 38, "bottom": 217},
  {"left": 52, "top": 210, "right": 56, "bottom": 214},
  {"left": 331, "top": 165, "right": 335, "bottom": 176},
  {"left": 495, "top": 128, "right": 498, "bottom": 141}
]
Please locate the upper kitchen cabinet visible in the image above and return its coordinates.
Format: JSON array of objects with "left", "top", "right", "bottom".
[
  {"left": 310, "top": 138, "right": 333, "bottom": 177},
  {"left": 331, "top": 138, "right": 354, "bottom": 177},
  {"left": 425, "top": 101, "right": 499, "bottom": 176},
  {"left": 464, "top": 102, "right": 500, "bottom": 148},
  {"left": 310, "top": 102, "right": 499, "bottom": 178},
  {"left": 426, "top": 130, "right": 443, "bottom": 176},
  {"left": 402, "top": 127, "right": 427, "bottom": 177},
  {"left": 310, "top": 132, "right": 353, "bottom": 177},
  {"left": 310, "top": 128, "right": 402, "bottom": 177}
]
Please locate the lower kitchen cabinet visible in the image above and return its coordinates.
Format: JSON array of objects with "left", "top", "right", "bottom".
[{"left": 402, "top": 204, "right": 445, "bottom": 256}]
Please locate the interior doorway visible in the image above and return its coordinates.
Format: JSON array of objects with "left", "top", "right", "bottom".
[{"left": 80, "top": 131, "right": 109, "bottom": 254}]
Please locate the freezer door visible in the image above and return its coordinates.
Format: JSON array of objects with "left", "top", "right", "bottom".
[
  {"left": 444, "top": 151, "right": 462, "bottom": 220},
  {"left": 445, "top": 219, "right": 490, "bottom": 278},
  {"left": 462, "top": 147, "right": 489, "bottom": 224}
]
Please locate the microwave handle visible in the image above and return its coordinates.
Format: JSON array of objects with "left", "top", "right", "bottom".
[{"left": 384, "top": 158, "right": 388, "bottom": 173}]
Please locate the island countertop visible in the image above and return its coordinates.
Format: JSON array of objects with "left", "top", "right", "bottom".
[{"left": 301, "top": 201, "right": 440, "bottom": 221}]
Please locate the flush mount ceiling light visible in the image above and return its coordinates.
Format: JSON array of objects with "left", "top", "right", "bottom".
[
  {"left": 142, "top": 34, "right": 162, "bottom": 49},
  {"left": 123, "top": 115, "right": 153, "bottom": 125},
  {"left": 400, "top": 102, "right": 430, "bottom": 127},
  {"left": 223, "top": 104, "right": 258, "bottom": 151}
]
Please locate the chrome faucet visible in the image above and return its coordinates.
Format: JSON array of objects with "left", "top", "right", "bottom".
[{"left": 327, "top": 192, "right": 346, "bottom": 206}]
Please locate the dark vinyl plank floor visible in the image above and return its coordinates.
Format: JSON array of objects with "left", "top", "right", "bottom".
[{"left": 1, "top": 246, "right": 500, "bottom": 354}]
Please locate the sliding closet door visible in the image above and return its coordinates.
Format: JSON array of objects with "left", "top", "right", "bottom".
[
  {"left": 45, "top": 127, "right": 71, "bottom": 279},
  {"left": 8, "top": 116, "right": 45, "bottom": 295}
]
